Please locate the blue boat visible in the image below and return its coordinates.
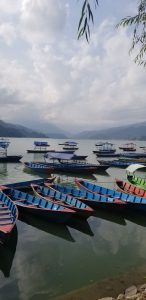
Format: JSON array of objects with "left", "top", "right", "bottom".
[
  {"left": 31, "top": 184, "right": 94, "bottom": 218},
  {"left": 5, "top": 176, "right": 56, "bottom": 191},
  {"left": 0, "top": 190, "right": 18, "bottom": 243},
  {"left": 24, "top": 158, "right": 108, "bottom": 174},
  {"left": 98, "top": 160, "right": 146, "bottom": 168},
  {"left": 44, "top": 182, "right": 126, "bottom": 210},
  {"left": 1, "top": 187, "right": 75, "bottom": 224},
  {"left": 75, "top": 178, "right": 146, "bottom": 212}
]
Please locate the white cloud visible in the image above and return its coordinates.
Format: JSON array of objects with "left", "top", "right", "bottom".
[
  {"left": 20, "top": 0, "right": 68, "bottom": 44},
  {"left": 0, "top": 1, "right": 145, "bottom": 132},
  {"left": 0, "top": 23, "right": 17, "bottom": 45}
]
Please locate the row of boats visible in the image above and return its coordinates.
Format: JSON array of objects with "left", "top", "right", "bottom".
[{"left": 1, "top": 163, "right": 146, "bottom": 244}]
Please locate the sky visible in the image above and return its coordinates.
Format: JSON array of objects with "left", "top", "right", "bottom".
[{"left": 0, "top": 0, "right": 145, "bottom": 133}]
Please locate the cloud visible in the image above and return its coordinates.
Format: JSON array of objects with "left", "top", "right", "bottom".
[
  {"left": 0, "top": 1, "right": 145, "bottom": 132},
  {"left": 0, "top": 23, "right": 17, "bottom": 45},
  {"left": 20, "top": 0, "right": 68, "bottom": 44}
]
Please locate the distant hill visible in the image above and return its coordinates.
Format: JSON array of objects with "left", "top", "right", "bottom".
[
  {"left": 74, "top": 122, "right": 146, "bottom": 140},
  {"left": 0, "top": 120, "right": 48, "bottom": 137},
  {"left": 26, "top": 121, "right": 68, "bottom": 138}
]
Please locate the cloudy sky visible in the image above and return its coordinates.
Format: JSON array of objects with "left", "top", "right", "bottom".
[{"left": 0, "top": 0, "right": 145, "bottom": 133}]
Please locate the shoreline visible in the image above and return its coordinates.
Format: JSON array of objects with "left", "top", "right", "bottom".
[{"left": 53, "top": 264, "right": 146, "bottom": 300}]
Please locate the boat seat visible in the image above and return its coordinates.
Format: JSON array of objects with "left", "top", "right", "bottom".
[
  {"left": 101, "top": 187, "right": 108, "bottom": 195},
  {"left": 0, "top": 219, "right": 13, "bottom": 225},
  {"left": 129, "top": 186, "right": 135, "bottom": 193},
  {"left": 141, "top": 198, "right": 146, "bottom": 204},
  {"left": 124, "top": 183, "right": 130, "bottom": 191},
  {"left": 127, "top": 194, "right": 136, "bottom": 203}
]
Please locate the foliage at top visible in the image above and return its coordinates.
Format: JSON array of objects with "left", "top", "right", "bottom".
[{"left": 78, "top": 0, "right": 146, "bottom": 67}]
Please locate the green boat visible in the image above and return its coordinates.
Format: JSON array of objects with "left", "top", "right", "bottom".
[{"left": 126, "top": 164, "right": 146, "bottom": 189}]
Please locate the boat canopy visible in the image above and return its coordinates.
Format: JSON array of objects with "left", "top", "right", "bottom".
[
  {"left": 126, "top": 164, "right": 146, "bottom": 174},
  {"left": 34, "top": 141, "right": 49, "bottom": 147},
  {"left": 45, "top": 152, "right": 74, "bottom": 160}
]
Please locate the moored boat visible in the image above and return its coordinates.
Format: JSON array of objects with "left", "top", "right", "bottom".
[
  {"left": 115, "top": 178, "right": 146, "bottom": 197},
  {"left": 31, "top": 184, "right": 94, "bottom": 218},
  {"left": 0, "top": 190, "right": 18, "bottom": 243},
  {"left": 44, "top": 182, "right": 126, "bottom": 211},
  {"left": 126, "top": 164, "right": 146, "bottom": 189},
  {"left": 5, "top": 176, "right": 56, "bottom": 192},
  {"left": 0, "top": 187, "right": 75, "bottom": 224},
  {"left": 119, "top": 143, "right": 136, "bottom": 152},
  {"left": 93, "top": 142, "right": 116, "bottom": 156},
  {"left": 0, "top": 138, "right": 22, "bottom": 163},
  {"left": 74, "top": 178, "right": 146, "bottom": 212}
]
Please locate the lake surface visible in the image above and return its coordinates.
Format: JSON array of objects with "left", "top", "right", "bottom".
[{"left": 1, "top": 138, "right": 146, "bottom": 300}]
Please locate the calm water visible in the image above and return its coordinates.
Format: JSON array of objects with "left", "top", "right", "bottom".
[{"left": 1, "top": 138, "right": 146, "bottom": 300}]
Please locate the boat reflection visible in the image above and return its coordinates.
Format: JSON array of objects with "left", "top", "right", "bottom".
[
  {"left": 19, "top": 213, "right": 75, "bottom": 243},
  {"left": 0, "top": 225, "right": 18, "bottom": 277},
  {"left": 92, "top": 209, "right": 126, "bottom": 226},
  {"left": 67, "top": 217, "right": 94, "bottom": 236},
  {"left": 0, "top": 163, "right": 8, "bottom": 176},
  {"left": 125, "top": 210, "right": 146, "bottom": 227}
]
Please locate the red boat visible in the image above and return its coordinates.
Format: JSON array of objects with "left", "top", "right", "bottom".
[{"left": 115, "top": 178, "right": 146, "bottom": 197}]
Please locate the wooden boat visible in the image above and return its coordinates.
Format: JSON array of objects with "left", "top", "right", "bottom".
[
  {"left": 24, "top": 162, "right": 55, "bottom": 174},
  {"left": 0, "top": 190, "right": 18, "bottom": 243},
  {"left": 115, "top": 178, "right": 146, "bottom": 197},
  {"left": 119, "top": 143, "right": 136, "bottom": 152},
  {"left": 24, "top": 160, "right": 109, "bottom": 174},
  {"left": 27, "top": 141, "right": 54, "bottom": 153},
  {"left": 93, "top": 142, "right": 116, "bottom": 156},
  {"left": 62, "top": 141, "right": 79, "bottom": 151},
  {"left": 31, "top": 184, "right": 94, "bottom": 218},
  {"left": 0, "top": 138, "right": 22, "bottom": 162},
  {"left": 5, "top": 176, "right": 56, "bottom": 191},
  {"left": 98, "top": 160, "right": 131, "bottom": 168},
  {"left": 44, "top": 182, "right": 126, "bottom": 210},
  {"left": 98, "top": 159, "right": 146, "bottom": 168},
  {"left": 0, "top": 187, "right": 75, "bottom": 224},
  {"left": 74, "top": 178, "right": 146, "bottom": 212},
  {"left": 126, "top": 164, "right": 146, "bottom": 189}
]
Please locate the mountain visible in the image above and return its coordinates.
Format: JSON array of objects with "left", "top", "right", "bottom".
[
  {"left": 74, "top": 122, "right": 146, "bottom": 140},
  {"left": 25, "top": 121, "right": 68, "bottom": 138},
  {"left": 0, "top": 120, "right": 48, "bottom": 137},
  {"left": 0, "top": 120, "right": 69, "bottom": 138}
]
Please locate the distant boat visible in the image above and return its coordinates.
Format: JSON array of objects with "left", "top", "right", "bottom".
[
  {"left": 0, "top": 138, "right": 22, "bottom": 163},
  {"left": 93, "top": 142, "right": 116, "bottom": 156},
  {"left": 1, "top": 187, "right": 75, "bottom": 224},
  {"left": 0, "top": 190, "right": 18, "bottom": 243},
  {"left": 98, "top": 159, "right": 146, "bottom": 168},
  {"left": 27, "top": 141, "right": 55, "bottom": 153},
  {"left": 24, "top": 152, "right": 109, "bottom": 174},
  {"left": 62, "top": 141, "right": 79, "bottom": 151},
  {"left": 31, "top": 184, "right": 94, "bottom": 218},
  {"left": 119, "top": 142, "right": 136, "bottom": 152}
]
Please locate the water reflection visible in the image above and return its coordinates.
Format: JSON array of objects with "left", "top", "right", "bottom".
[
  {"left": 67, "top": 218, "right": 94, "bottom": 236},
  {"left": 0, "top": 225, "right": 18, "bottom": 277},
  {"left": 125, "top": 210, "right": 146, "bottom": 228},
  {"left": 93, "top": 209, "right": 126, "bottom": 226},
  {"left": 19, "top": 213, "right": 75, "bottom": 243},
  {"left": 0, "top": 163, "right": 8, "bottom": 176}
]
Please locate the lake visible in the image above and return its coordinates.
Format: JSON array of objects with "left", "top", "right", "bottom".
[{"left": 1, "top": 138, "right": 146, "bottom": 300}]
